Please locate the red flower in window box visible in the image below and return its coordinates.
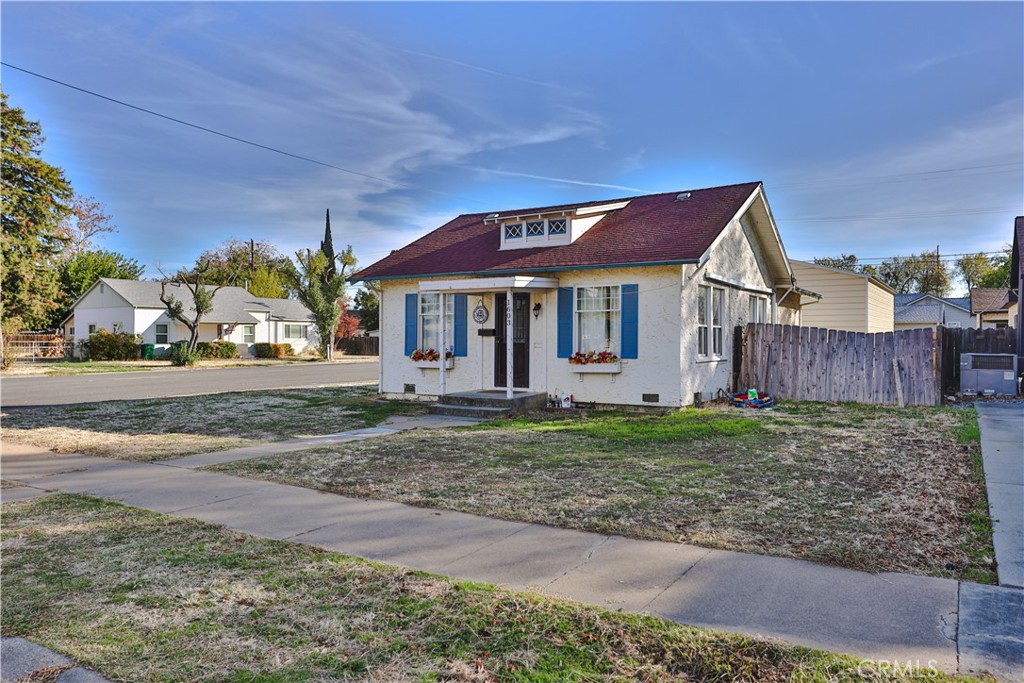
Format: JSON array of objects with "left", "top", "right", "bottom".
[
  {"left": 568, "top": 350, "right": 619, "bottom": 365},
  {"left": 410, "top": 348, "right": 453, "bottom": 362}
]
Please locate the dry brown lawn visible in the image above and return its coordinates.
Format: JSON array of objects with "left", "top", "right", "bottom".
[
  {"left": 214, "top": 402, "right": 994, "bottom": 582},
  {"left": 0, "top": 494, "right": 985, "bottom": 682},
  {"left": 1, "top": 386, "right": 424, "bottom": 461}
]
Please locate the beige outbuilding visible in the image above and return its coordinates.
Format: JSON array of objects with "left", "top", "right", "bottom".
[{"left": 790, "top": 260, "right": 895, "bottom": 333}]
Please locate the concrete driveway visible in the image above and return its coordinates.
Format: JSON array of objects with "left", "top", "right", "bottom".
[{"left": 1, "top": 360, "right": 379, "bottom": 407}]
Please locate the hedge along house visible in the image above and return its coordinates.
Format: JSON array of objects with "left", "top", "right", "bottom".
[
  {"left": 351, "top": 182, "right": 818, "bottom": 412},
  {"left": 61, "top": 278, "right": 316, "bottom": 358}
]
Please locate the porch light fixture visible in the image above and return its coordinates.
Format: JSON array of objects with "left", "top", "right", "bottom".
[{"left": 532, "top": 302, "right": 542, "bottom": 319}]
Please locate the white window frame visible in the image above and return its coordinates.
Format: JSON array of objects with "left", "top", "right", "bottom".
[
  {"left": 697, "top": 285, "right": 726, "bottom": 360},
  {"left": 504, "top": 223, "right": 523, "bottom": 239},
  {"left": 88, "top": 324, "right": 97, "bottom": 335},
  {"left": 749, "top": 295, "right": 768, "bottom": 324},
  {"left": 418, "top": 293, "right": 454, "bottom": 352},
  {"left": 575, "top": 285, "right": 621, "bottom": 354},
  {"left": 284, "top": 324, "right": 308, "bottom": 339},
  {"left": 155, "top": 324, "right": 168, "bottom": 344},
  {"left": 525, "top": 220, "right": 545, "bottom": 236},
  {"left": 243, "top": 324, "right": 255, "bottom": 343}
]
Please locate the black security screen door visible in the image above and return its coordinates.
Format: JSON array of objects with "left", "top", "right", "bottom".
[{"left": 494, "top": 293, "right": 530, "bottom": 388}]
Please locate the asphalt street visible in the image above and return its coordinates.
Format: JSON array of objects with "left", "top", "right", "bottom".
[{"left": 1, "top": 361, "right": 379, "bottom": 407}]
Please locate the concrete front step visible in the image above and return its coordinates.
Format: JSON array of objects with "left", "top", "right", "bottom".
[
  {"left": 427, "top": 403, "right": 511, "bottom": 419},
  {"left": 441, "top": 391, "right": 546, "bottom": 410}
]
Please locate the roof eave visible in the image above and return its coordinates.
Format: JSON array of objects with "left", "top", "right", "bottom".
[{"left": 351, "top": 258, "right": 700, "bottom": 283}]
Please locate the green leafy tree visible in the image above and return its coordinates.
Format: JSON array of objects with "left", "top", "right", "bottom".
[
  {"left": 875, "top": 249, "right": 951, "bottom": 296},
  {"left": 812, "top": 254, "right": 861, "bottom": 271},
  {"left": 978, "top": 245, "right": 1012, "bottom": 289},
  {"left": 192, "top": 238, "right": 298, "bottom": 297},
  {"left": 353, "top": 286, "right": 379, "bottom": 332},
  {"left": 291, "top": 249, "right": 347, "bottom": 358},
  {"left": 55, "top": 249, "right": 144, "bottom": 326},
  {"left": 1, "top": 90, "right": 73, "bottom": 332},
  {"left": 954, "top": 252, "right": 993, "bottom": 292},
  {"left": 159, "top": 262, "right": 227, "bottom": 352},
  {"left": 247, "top": 265, "right": 285, "bottom": 298}
]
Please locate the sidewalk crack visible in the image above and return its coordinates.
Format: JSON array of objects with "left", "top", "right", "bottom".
[
  {"left": 438, "top": 524, "right": 534, "bottom": 568},
  {"left": 639, "top": 548, "right": 713, "bottom": 612},
  {"left": 541, "top": 535, "right": 613, "bottom": 591},
  {"left": 166, "top": 491, "right": 256, "bottom": 513}
]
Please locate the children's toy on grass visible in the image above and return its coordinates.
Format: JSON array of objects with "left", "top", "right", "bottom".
[{"left": 729, "top": 388, "right": 775, "bottom": 409}]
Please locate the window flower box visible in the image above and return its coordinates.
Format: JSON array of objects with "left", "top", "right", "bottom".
[
  {"left": 572, "top": 361, "right": 621, "bottom": 374},
  {"left": 410, "top": 348, "right": 454, "bottom": 369},
  {"left": 413, "top": 358, "right": 454, "bottom": 370}
]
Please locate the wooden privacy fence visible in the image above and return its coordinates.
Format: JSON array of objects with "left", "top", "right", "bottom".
[
  {"left": 342, "top": 335, "right": 380, "bottom": 356},
  {"left": 736, "top": 324, "right": 941, "bottom": 406},
  {"left": 937, "top": 326, "right": 1016, "bottom": 394}
]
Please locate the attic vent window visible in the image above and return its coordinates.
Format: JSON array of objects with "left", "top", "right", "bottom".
[
  {"left": 526, "top": 221, "right": 545, "bottom": 236},
  {"left": 505, "top": 223, "right": 523, "bottom": 239},
  {"left": 676, "top": 192, "right": 691, "bottom": 201},
  {"left": 547, "top": 218, "right": 567, "bottom": 235}
]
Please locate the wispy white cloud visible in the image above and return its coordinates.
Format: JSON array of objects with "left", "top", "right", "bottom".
[{"left": 465, "top": 167, "right": 650, "bottom": 194}]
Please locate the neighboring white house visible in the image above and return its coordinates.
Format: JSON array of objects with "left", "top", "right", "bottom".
[
  {"left": 61, "top": 278, "right": 316, "bottom": 357},
  {"left": 790, "top": 260, "right": 893, "bottom": 333},
  {"left": 350, "top": 181, "right": 818, "bottom": 409},
  {"left": 893, "top": 293, "right": 973, "bottom": 331}
]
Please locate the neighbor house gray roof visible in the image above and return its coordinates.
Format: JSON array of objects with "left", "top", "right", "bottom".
[
  {"left": 895, "top": 303, "right": 943, "bottom": 325},
  {"left": 970, "top": 287, "right": 1015, "bottom": 314},
  {"left": 894, "top": 293, "right": 971, "bottom": 312},
  {"left": 97, "top": 278, "right": 312, "bottom": 323}
]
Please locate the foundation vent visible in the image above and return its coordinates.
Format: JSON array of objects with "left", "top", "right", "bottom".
[
  {"left": 404, "top": 383, "right": 416, "bottom": 393},
  {"left": 642, "top": 393, "right": 660, "bottom": 403}
]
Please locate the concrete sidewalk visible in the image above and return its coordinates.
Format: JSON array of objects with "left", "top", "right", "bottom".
[
  {"left": 2, "top": 444, "right": 960, "bottom": 671},
  {"left": 975, "top": 403, "right": 1024, "bottom": 588}
]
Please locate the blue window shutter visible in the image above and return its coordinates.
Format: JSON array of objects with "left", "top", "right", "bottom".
[
  {"left": 621, "top": 284, "right": 639, "bottom": 359},
  {"left": 404, "top": 293, "right": 418, "bottom": 355},
  {"left": 557, "top": 287, "right": 573, "bottom": 358},
  {"left": 453, "top": 293, "right": 468, "bottom": 357}
]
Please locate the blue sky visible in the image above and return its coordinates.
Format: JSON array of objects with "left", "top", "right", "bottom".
[{"left": 2, "top": 2, "right": 1022, "bottom": 292}]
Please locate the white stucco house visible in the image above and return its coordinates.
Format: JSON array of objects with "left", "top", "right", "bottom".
[
  {"left": 61, "top": 278, "right": 316, "bottom": 357},
  {"left": 351, "top": 181, "right": 818, "bottom": 411}
]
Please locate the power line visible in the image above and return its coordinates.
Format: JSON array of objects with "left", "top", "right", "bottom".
[
  {"left": 0, "top": 61, "right": 438, "bottom": 195},
  {"left": 772, "top": 162, "right": 1022, "bottom": 190}
]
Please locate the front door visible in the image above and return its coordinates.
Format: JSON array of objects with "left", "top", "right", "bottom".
[{"left": 494, "top": 293, "right": 530, "bottom": 388}]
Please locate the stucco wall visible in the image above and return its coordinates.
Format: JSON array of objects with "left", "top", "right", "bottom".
[{"left": 680, "top": 215, "right": 774, "bottom": 404}]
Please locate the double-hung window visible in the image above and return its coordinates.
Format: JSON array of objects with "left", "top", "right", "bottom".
[
  {"left": 749, "top": 295, "right": 768, "bottom": 324},
  {"left": 576, "top": 286, "right": 620, "bottom": 353},
  {"left": 284, "top": 324, "right": 307, "bottom": 339},
  {"left": 697, "top": 285, "right": 725, "bottom": 359},
  {"left": 243, "top": 325, "right": 255, "bottom": 343},
  {"left": 418, "top": 293, "right": 454, "bottom": 352},
  {"left": 155, "top": 324, "right": 168, "bottom": 344}
]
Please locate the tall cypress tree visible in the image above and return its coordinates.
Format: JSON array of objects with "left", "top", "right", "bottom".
[{"left": 320, "top": 208, "right": 336, "bottom": 285}]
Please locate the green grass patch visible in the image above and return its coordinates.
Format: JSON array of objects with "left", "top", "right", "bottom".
[{"left": 1, "top": 494, "right": 983, "bottom": 682}]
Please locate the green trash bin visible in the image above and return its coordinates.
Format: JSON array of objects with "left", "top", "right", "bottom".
[{"left": 142, "top": 343, "right": 155, "bottom": 360}]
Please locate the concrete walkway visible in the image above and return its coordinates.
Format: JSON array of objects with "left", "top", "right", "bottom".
[
  {"left": 965, "top": 403, "right": 1024, "bottom": 681},
  {"left": 1, "top": 636, "right": 108, "bottom": 682},
  {"left": 2, "top": 444, "right": 962, "bottom": 672},
  {"left": 975, "top": 403, "right": 1024, "bottom": 588}
]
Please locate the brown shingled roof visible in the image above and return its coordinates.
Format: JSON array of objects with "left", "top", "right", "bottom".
[
  {"left": 352, "top": 182, "right": 762, "bottom": 281},
  {"left": 970, "top": 287, "right": 1015, "bottom": 314}
]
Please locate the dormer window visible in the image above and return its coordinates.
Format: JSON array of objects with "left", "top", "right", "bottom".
[
  {"left": 547, "top": 218, "right": 567, "bottom": 235},
  {"left": 504, "top": 223, "right": 523, "bottom": 239},
  {"left": 526, "top": 221, "right": 545, "bottom": 236}
]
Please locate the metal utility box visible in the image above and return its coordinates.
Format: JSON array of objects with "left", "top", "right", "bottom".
[{"left": 960, "top": 353, "right": 1019, "bottom": 396}]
